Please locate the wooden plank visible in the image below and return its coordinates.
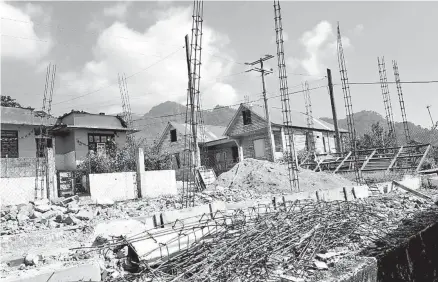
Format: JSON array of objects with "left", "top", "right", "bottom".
[
  {"left": 313, "top": 158, "right": 323, "bottom": 172},
  {"left": 333, "top": 151, "right": 352, "bottom": 173},
  {"left": 386, "top": 146, "right": 404, "bottom": 173},
  {"left": 360, "top": 149, "right": 376, "bottom": 172},
  {"left": 392, "top": 181, "right": 433, "bottom": 201},
  {"left": 416, "top": 145, "right": 432, "bottom": 173}
]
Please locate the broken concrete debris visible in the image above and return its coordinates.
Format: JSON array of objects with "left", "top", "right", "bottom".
[{"left": 24, "top": 254, "right": 39, "bottom": 266}]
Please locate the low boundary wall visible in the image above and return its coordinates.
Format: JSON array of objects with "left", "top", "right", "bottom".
[
  {"left": 0, "top": 177, "right": 45, "bottom": 206},
  {"left": 89, "top": 172, "right": 137, "bottom": 202}
]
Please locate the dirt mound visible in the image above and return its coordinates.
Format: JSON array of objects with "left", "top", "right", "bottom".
[{"left": 206, "top": 158, "right": 354, "bottom": 201}]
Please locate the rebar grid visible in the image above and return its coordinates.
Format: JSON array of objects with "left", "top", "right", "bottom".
[
  {"left": 273, "top": 0, "right": 300, "bottom": 191},
  {"left": 392, "top": 60, "right": 411, "bottom": 143},
  {"left": 114, "top": 200, "right": 406, "bottom": 282},
  {"left": 336, "top": 23, "right": 361, "bottom": 184},
  {"left": 182, "top": 0, "right": 205, "bottom": 208},
  {"left": 377, "top": 56, "right": 397, "bottom": 145},
  {"left": 303, "top": 81, "right": 316, "bottom": 153}
]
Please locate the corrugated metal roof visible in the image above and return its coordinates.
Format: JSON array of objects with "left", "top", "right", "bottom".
[
  {"left": 169, "top": 122, "right": 227, "bottom": 143},
  {"left": 249, "top": 104, "right": 348, "bottom": 132},
  {"left": 1, "top": 106, "right": 57, "bottom": 126}
]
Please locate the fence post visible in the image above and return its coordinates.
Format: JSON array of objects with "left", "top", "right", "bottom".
[
  {"left": 46, "top": 147, "right": 57, "bottom": 200},
  {"left": 136, "top": 148, "right": 145, "bottom": 198}
]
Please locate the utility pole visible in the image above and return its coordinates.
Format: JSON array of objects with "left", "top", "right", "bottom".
[
  {"left": 327, "top": 68, "right": 342, "bottom": 153},
  {"left": 427, "top": 105, "right": 436, "bottom": 129},
  {"left": 246, "top": 55, "right": 276, "bottom": 162}
]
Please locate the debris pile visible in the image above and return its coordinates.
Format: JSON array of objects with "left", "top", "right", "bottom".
[
  {"left": 0, "top": 195, "right": 184, "bottom": 235},
  {"left": 94, "top": 191, "right": 436, "bottom": 282},
  {"left": 205, "top": 158, "right": 355, "bottom": 201}
]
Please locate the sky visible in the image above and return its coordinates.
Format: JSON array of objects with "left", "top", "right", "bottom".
[{"left": 1, "top": 1, "right": 437, "bottom": 128}]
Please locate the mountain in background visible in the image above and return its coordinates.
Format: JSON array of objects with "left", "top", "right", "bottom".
[
  {"left": 133, "top": 101, "right": 237, "bottom": 145},
  {"left": 320, "top": 110, "right": 438, "bottom": 145}
]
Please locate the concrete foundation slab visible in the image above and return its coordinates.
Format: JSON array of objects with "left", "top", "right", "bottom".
[{"left": 1, "top": 262, "right": 101, "bottom": 282}]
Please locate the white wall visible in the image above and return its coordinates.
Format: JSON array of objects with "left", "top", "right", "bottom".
[
  {"left": 89, "top": 172, "right": 137, "bottom": 202},
  {"left": 140, "top": 170, "right": 177, "bottom": 198},
  {"left": 88, "top": 170, "right": 178, "bottom": 201},
  {"left": 0, "top": 177, "right": 41, "bottom": 206}
]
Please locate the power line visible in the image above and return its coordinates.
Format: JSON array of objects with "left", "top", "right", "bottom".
[
  {"left": 54, "top": 70, "right": 252, "bottom": 111},
  {"left": 131, "top": 85, "right": 324, "bottom": 125},
  {"left": 334, "top": 80, "right": 438, "bottom": 86}
]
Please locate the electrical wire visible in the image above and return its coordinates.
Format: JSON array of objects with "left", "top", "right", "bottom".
[{"left": 333, "top": 80, "right": 438, "bottom": 86}]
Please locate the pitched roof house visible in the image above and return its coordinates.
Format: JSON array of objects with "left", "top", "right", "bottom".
[
  {"left": 156, "top": 121, "right": 240, "bottom": 178},
  {"left": 224, "top": 104, "right": 348, "bottom": 161}
]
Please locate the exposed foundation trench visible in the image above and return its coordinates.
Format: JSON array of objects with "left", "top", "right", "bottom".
[{"left": 360, "top": 206, "right": 438, "bottom": 282}]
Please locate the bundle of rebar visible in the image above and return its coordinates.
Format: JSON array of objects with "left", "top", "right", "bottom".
[{"left": 113, "top": 199, "right": 414, "bottom": 282}]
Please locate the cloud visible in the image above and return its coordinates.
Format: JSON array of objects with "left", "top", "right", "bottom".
[
  {"left": 103, "top": 2, "right": 131, "bottom": 19},
  {"left": 353, "top": 24, "right": 364, "bottom": 34},
  {"left": 1, "top": 2, "right": 52, "bottom": 61},
  {"left": 56, "top": 6, "right": 238, "bottom": 115},
  {"left": 287, "top": 21, "right": 352, "bottom": 77}
]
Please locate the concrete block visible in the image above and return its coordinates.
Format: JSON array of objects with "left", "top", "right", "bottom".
[
  {"left": 160, "top": 204, "right": 211, "bottom": 227},
  {"left": 92, "top": 219, "right": 147, "bottom": 245},
  {"left": 225, "top": 200, "right": 259, "bottom": 210},
  {"left": 352, "top": 185, "right": 370, "bottom": 199},
  {"left": 210, "top": 201, "right": 227, "bottom": 212},
  {"left": 1, "top": 262, "right": 101, "bottom": 282},
  {"left": 136, "top": 216, "right": 156, "bottom": 229},
  {"left": 130, "top": 226, "right": 219, "bottom": 263},
  {"left": 399, "top": 175, "right": 421, "bottom": 191},
  {"left": 318, "top": 188, "right": 345, "bottom": 202},
  {"left": 283, "top": 191, "right": 315, "bottom": 202}
]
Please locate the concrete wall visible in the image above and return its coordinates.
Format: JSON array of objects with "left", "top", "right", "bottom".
[
  {"left": 89, "top": 172, "right": 137, "bottom": 202},
  {"left": 0, "top": 177, "right": 41, "bottom": 206},
  {"left": 1, "top": 157, "right": 40, "bottom": 178},
  {"left": 140, "top": 170, "right": 177, "bottom": 198},
  {"left": 1, "top": 124, "right": 38, "bottom": 158}
]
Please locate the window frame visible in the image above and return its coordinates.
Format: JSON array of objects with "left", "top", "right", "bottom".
[
  {"left": 242, "top": 110, "right": 252, "bottom": 125},
  {"left": 170, "top": 129, "right": 177, "bottom": 142},
  {"left": 1, "top": 130, "right": 19, "bottom": 158},
  {"left": 87, "top": 133, "right": 115, "bottom": 153}
]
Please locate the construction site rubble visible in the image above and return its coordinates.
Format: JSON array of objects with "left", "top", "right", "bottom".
[
  {"left": 79, "top": 189, "right": 438, "bottom": 282},
  {"left": 207, "top": 159, "right": 355, "bottom": 201}
]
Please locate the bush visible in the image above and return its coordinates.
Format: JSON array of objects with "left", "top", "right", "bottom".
[{"left": 77, "top": 138, "right": 171, "bottom": 174}]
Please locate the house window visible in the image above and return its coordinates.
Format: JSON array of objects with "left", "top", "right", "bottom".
[
  {"left": 242, "top": 110, "right": 252, "bottom": 125},
  {"left": 1, "top": 130, "right": 18, "bottom": 158},
  {"left": 170, "top": 129, "right": 177, "bottom": 142},
  {"left": 273, "top": 132, "right": 282, "bottom": 152},
  {"left": 88, "top": 133, "right": 115, "bottom": 154}
]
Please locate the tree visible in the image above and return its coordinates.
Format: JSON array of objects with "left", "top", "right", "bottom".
[
  {"left": 356, "top": 122, "right": 396, "bottom": 150},
  {"left": 1, "top": 95, "right": 34, "bottom": 110},
  {"left": 1, "top": 95, "right": 22, "bottom": 107}
]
